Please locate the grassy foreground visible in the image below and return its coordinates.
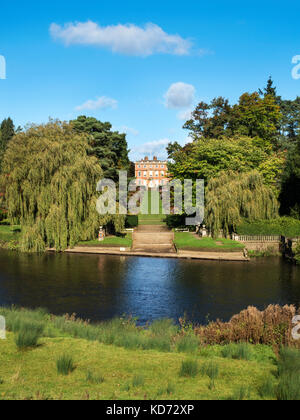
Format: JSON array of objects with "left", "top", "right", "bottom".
[
  {"left": 0, "top": 332, "right": 276, "bottom": 400},
  {"left": 174, "top": 232, "right": 245, "bottom": 252},
  {"left": 1, "top": 307, "right": 298, "bottom": 400}
]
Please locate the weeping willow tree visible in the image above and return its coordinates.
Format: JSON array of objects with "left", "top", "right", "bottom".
[
  {"left": 1, "top": 121, "right": 125, "bottom": 252},
  {"left": 205, "top": 170, "right": 279, "bottom": 237}
]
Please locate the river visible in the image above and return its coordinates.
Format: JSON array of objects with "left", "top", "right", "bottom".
[{"left": 0, "top": 250, "right": 299, "bottom": 324}]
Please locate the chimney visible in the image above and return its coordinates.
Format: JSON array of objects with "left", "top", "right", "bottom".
[
  {"left": 144, "top": 156, "right": 149, "bottom": 161},
  {"left": 153, "top": 156, "right": 157, "bottom": 161}
]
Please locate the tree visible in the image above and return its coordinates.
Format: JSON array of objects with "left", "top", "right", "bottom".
[
  {"left": 183, "top": 90, "right": 282, "bottom": 148},
  {"left": 71, "top": 116, "right": 130, "bottom": 182},
  {"left": 0, "top": 117, "right": 15, "bottom": 146},
  {"left": 230, "top": 93, "right": 282, "bottom": 147},
  {"left": 279, "top": 137, "right": 300, "bottom": 217},
  {"left": 205, "top": 171, "right": 279, "bottom": 237},
  {"left": 0, "top": 118, "right": 15, "bottom": 170},
  {"left": 279, "top": 97, "right": 300, "bottom": 145},
  {"left": 183, "top": 97, "right": 232, "bottom": 139},
  {"left": 1, "top": 121, "right": 125, "bottom": 252},
  {"left": 167, "top": 136, "right": 284, "bottom": 188},
  {"left": 259, "top": 76, "right": 279, "bottom": 100}
]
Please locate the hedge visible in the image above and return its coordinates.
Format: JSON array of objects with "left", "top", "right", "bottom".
[
  {"left": 125, "top": 215, "right": 139, "bottom": 228},
  {"left": 236, "top": 217, "right": 300, "bottom": 237}
]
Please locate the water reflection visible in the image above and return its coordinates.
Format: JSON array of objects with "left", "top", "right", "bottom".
[{"left": 0, "top": 250, "right": 299, "bottom": 324}]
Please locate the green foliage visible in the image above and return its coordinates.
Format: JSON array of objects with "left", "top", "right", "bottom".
[
  {"left": 15, "top": 322, "right": 44, "bottom": 350},
  {"left": 258, "top": 377, "right": 276, "bottom": 399},
  {"left": 294, "top": 241, "right": 300, "bottom": 264},
  {"left": 86, "top": 370, "right": 104, "bottom": 384},
  {"left": 200, "top": 361, "right": 219, "bottom": 389},
  {"left": 183, "top": 90, "right": 282, "bottom": 147},
  {"left": 168, "top": 136, "right": 282, "bottom": 186},
  {"left": 280, "top": 137, "right": 300, "bottom": 216},
  {"left": 179, "top": 360, "right": 199, "bottom": 377},
  {"left": 1, "top": 121, "right": 125, "bottom": 252},
  {"left": 176, "top": 334, "right": 200, "bottom": 353},
  {"left": 125, "top": 215, "right": 138, "bottom": 228},
  {"left": 206, "top": 171, "right": 279, "bottom": 237},
  {"left": 71, "top": 116, "right": 130, "bottom": 182},
  {"left": 165, "top": 214, "right": 187, "bottom": 229},
  {"left": 236, "top": 217, "right": 300, "bottom": 237},
  {"left": 221, "top": 343, "right": 253, "bottom": 361},
  {"left": 276, "top": 347, "right": 300, "bottom": 401},
  {"left": 0, "top": 118, "right": 15, "bottom": 170},
  {"left": 132, "top": 374, "right": 145, "bottom": 388},
  {"left": 56, "top": 355, "right": 76, "bottom": 376},
  {"left": 228, "top": 385, "right": 252, "bottom": 400}
]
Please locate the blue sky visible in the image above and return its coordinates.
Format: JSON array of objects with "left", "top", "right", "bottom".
[{"left": 0, "top": 0, "right": 299, "bottom": 160}]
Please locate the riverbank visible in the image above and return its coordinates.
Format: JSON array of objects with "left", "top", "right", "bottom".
[
  {"left": 55, "top": 246, "right": 249, "bottom": 261},
  {"left": 0, "top": 306, "right": 299, "bottom": 400}
]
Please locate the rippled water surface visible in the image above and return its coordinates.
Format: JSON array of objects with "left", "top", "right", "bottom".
[{"left": 0, "top": 251, "right": 299, "bottom": 324}]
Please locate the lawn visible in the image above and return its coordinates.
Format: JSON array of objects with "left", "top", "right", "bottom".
[
  {"left": 174, "top": 232, "right": 245, "bottom": 252},
  {"left": 0, "top": 308, "right": 277, "bottom": 400},
  {"left": 77, "top": 233, "right": 132, "bottom": 248}
]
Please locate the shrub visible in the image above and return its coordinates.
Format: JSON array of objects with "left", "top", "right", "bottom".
[
  {"left": 221, "top": 343, "right": 253, "bottom": 361},
  {"left": 276, "top": 347, "right": 300, "bottom": 400},
  {"left": 200, "top": 361, "right": 219, "bottom": 389},
  {"left": 179, "top": 360, "right": 199, "bottom": 378},
  {"left": 277, "top": 347, "right": 300, "bottom": 376},
  {"left": 56, "top": 355, "right": 75, "bottom": 376},
  {"left": 149, "top": 318, "right": 178, "bottom": 337},
  {"left": 165, "top": 214, "right": 188, "bottom": 229},
  {"left": 14, "top": 320, "right": 44, "bottom": 350},
  {"left": 236, "top": 217, "right": 300, "bottom": 237},
  {"left": 125, "top": 215, "right": 138, "bottom": 228},
  {"left": 194, "top": 305, "right": 299, "bottom": 350},
  {"left": 176, "top": 335, "right": 200, "bottom": 353},
  {"left": 277, "top": 373, "right": 300, "bottom": 400},
  {"left": 258, "top": 377, "right": 276, "bottom": 399},
  {"left": 15, "top": 329, "right": 42, "bottom": 350}
]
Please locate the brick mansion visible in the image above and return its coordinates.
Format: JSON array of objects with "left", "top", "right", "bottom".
[{"left": 135, "top": 156, "right": 170, "bottom": 188}]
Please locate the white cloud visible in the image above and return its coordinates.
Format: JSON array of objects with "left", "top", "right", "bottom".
[
  {"left": 164, "top": 82, "right": 195, "bottom": 109},
  {"left": 75, "top": 96, "right": 118, "bottom": 111},
  {"left": 131, "top": 137, "right": 192, "bottom": 161},
  {"left": 131, "top": 138, "right": 171, "bottom": 160},
  {"left": 50, "top": 21, "right": 192, "bottom": 56}
]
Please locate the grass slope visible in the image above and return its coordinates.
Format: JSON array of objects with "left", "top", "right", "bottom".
[
  {"left": 0, "top": 331, "right": 276, "bottom": 401},
  {"left": 0, "top": 307, "right": 280, "bottom": 400},
  {"left": 174, "top": 232, "right": 245, "bottom": 252}
]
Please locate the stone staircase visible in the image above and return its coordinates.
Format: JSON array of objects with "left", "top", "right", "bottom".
[{"left": 133, "top": 225, "right": 175, "bottom": 253}]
